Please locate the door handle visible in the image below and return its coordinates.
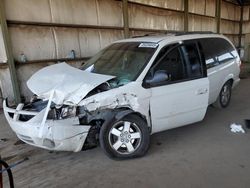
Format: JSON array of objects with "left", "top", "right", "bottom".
[{"left": 196, "top": 88, "right": 208, "bottom": 95}]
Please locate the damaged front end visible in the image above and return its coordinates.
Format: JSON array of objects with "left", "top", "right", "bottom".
[
  {"left": 2, "top": 63, "right": 116, "bottom": 152},
  {"left": 3, "top": 91, "right": 140, "bottom": 152},
  {"left": 3, "top": 41, "right": 158, "bottom": 158},
  {"left": 3, "top": 96, "right": 91, "bottom": 152},
  {"left": 3, "top": 63, "right": 148, "bottom": 152}
]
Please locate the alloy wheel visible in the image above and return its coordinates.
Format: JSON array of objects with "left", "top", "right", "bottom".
[{"left": 108, "top": 121, "right": 142, "bottom": 154}]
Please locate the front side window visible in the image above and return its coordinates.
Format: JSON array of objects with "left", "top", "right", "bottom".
[
  {"left": 152, "top": 45, "right": 186, "bottom": 82},
  {"left": 81, "top": 42, "right": 157, "bottom": 85},
  {"left": 144, "top": 41, "right": 203, "bottom": 87}
]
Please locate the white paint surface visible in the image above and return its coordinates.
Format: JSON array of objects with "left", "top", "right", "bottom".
[{"left": 150, "top": 78, "right": 209, "bottom": 133}]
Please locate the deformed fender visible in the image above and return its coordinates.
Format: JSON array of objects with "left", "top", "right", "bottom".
[
  {"left": 86, "top": 108, "right": 148, "bottom": 129},
  {"left": 78, "top": 82, "right": 152, "bottom": 131},
  {"left": 115, "top": 109, "right": 148, "bottom": 126},
  {"left": 114, "top": 109, "right": 135, "bottom": 120}
]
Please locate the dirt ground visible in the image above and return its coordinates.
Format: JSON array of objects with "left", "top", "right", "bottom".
[{"left": 1, "top": 78, "right": 250, "bottom": 188}]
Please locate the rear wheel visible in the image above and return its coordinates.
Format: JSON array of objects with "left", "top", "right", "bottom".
[
  {"left": 99, "top": 114, "right": 150, "bottom": 159},
  {"left": 213, "top": 81, "right": 232, "bottom": 108}
]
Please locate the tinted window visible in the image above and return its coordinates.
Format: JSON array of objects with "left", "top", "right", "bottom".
[
  {"left": 181, "top": 42, "right": 203, "bottom": 78},
  {"left": 152, "top": 45, "right": 186, "bottom": 82},
  {"left": 199, "top": 38, "right": 236, "bottom": 69},
  {"left": 145, "top": 42, "right": 203, "bottom": 86}
]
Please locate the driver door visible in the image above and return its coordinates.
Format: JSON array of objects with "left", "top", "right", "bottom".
[{"left": 146, "top": 41, "right": 209, "bottom": 134}]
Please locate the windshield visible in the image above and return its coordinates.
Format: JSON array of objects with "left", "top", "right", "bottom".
[{"left": 81, "top": 42, "right": 157, "bottom": 84}]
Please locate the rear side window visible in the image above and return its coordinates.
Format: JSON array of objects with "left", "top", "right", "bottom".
[{"left": 199, "top": 38, "right": 236, "bottom": 69}]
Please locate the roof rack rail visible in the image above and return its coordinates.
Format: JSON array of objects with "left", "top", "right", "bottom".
[
  {"left": 131, "top": 32, "right": 164, "bottom": 38},
  {"left": 165, "top": 31, "right": 216, "bottom": 36},
  {"left": 131, "top": 31, "right": 216, "bottom": 38}
]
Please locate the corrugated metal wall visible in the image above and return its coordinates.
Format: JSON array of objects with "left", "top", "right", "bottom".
[
  {"left": 188, "top": 0, "right": 216, "bottom": 32},
  {"left": 0, "top": 0, "right": 246, "bottom": 103},
  {"left": 128, "top": 0, "right": 184, "bottom": 31},
  {"left": 221, "top": 1, "right": 241, "bottom": 45},
  {"left": 5, "top": 0, "right": 124, "bottom": 61}
]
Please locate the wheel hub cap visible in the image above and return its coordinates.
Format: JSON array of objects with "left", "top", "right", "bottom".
[
  {"left": 120, "top": 131, "right": 131, "bottom": 143},
  {"left": 108, "top": 121, "right": 142, "bottom": 154},
  {"left": 221, "top": 85, "right": 230, "bottom": 105}
]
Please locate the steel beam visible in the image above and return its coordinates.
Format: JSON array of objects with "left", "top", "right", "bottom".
[
  {"left": 0, "top": 0, "right": 21, "bottom": 104},
  {"left": 216, "top": 0, "right": 221, "bottom": 33},
  {"left": 238, "top": 6, "right": 243, "bottom": 49},
  {"left": 184, "top": 0, "right": 189, "bottom": 32},
  {"left": 8, "top": 20, "right": 124, "bottom": 30},
  {"left": 126, "top": 1, "right": 184, "bottom": 14},
  {"left": 122, "top": 0, "right": 130, "bottom": 38}
]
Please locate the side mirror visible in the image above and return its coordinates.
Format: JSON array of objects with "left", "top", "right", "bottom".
[{"left": 144, "top": 70, "right": 169, "bottom": 87}]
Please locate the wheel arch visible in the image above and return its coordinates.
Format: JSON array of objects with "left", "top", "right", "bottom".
[
  {"left": 227, "top": 78, "right": 234, "bottom": 86},
  {"left": 214, "top": 75, "right": 234, "bottom": 100},
  {"left": 212, "top": 76, "right": 233, "bottom": 108},
  {"left": 222, "top": 74, "right": 234, "bottom": 87},
  {"left": 86, "top": 107, "right": 149, "bottom": 129}
]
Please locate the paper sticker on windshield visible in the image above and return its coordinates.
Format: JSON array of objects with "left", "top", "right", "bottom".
[{"left": 139, "top": 43, "right": 158, "bottom": 48}]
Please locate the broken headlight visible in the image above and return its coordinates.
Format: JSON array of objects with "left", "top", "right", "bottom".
[
  {"left": 60, "top": 106, "right": 77, "bottom": 119},
  {"left": 48, "top": 105, "right": 77, "bottom": 120}
]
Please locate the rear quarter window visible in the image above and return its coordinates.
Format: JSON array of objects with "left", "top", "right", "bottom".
[{"left": 199, "top": 38, "right": 237, "bottom": 69}]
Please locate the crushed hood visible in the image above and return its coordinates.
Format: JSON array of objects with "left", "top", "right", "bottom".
[{"left": 27, "top": 62, "right": 115, "bottom": 105}]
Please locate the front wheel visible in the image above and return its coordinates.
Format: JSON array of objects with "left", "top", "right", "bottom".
[
  {"left": 99, "top": 114, "right": 150, "bottom": 159},
  {"left": 213, "top": 81, "right": 232, "bottom": 108}
]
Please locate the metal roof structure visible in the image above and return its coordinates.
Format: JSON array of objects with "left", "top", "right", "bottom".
[{"left": 227, "top": 0, "right": 250, "bottom": 6}]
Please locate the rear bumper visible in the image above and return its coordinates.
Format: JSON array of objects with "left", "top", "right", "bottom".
[{"left": 3, "top": 100, "right": 90, "bottom": 152}]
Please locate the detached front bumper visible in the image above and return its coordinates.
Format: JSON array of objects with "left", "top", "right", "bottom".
[{"left": 3, "top": 100, "right": 90, "bottom": 152}]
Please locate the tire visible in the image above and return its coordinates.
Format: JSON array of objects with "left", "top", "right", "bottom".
[
  {"left": 213, "top": 81, "right": 232, "bottom": 108},
  {"left": 99, "top": 114, "right": 150, "bottom": 159}
]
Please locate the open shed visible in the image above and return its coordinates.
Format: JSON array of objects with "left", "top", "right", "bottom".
[{"left": 0, "top": 0, "right": 250, "bottom": 104}]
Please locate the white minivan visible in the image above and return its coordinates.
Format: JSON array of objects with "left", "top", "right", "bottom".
[{"left": 3, "top": 32, "right": 240, "bottom": 159}]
